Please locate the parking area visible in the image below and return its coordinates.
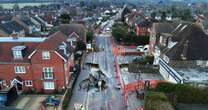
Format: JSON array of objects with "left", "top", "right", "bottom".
[{"left": 10, "top": 95, "right": 62, "bottom": 110}]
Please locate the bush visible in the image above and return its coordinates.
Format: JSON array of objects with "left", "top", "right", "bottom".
[
  {"left": 145, "top": 91, "right": 174, "bottom": 110},
  {"left": 112, "top": 22, "right": 150, "bottom": 46},
  {"left": 60, "top": 13, "right": 71, "bottom": 24},
  {"left": 86, "top": 31, "right": 93, "bottom": 43},
  {"left": 133, "top": 55, "right": 154, "bottom": 65},
  {"left": 76, "top": 41, "right": 86, "bottom": 51},
  {"left": 137, "top": 35, "right": 150, "bottom": 45},
  {"left": 144, "top": 56, "right": 154, "bottom": 64},
  {"left": 62, "top": 88, "right": 73, "bottom": 110},
  {"left": 155, "top": 82, "right": 208, "bottom": 104}
]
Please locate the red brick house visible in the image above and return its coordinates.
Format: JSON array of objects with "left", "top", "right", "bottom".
[
  {"left": 0, "top": 31, "right": 74, "bottom": 93},
  {"left": 136, "top": 19, "right": 152, "bottom": 36}
]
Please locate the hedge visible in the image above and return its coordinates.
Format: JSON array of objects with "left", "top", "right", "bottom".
[
  {"left": 155, "top": 82, "right": 208, "bottom": 104},
  {"left": 62, "top": 64, "right": 81, "bottom": 110},
  {"left": 144, "top": 91, "right": 174, "bottom": 110},
  {"left": 62, "top": 88, "right": 73, "bottom": 110}
]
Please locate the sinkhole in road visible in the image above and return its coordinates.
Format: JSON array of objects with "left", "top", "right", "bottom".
[{"left": 79, "top": 65, "right": 108, "bottom": 92}]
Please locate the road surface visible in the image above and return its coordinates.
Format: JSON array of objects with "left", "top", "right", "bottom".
[{"left": 68, "top": 33, "right": 125, "bottom": 110}]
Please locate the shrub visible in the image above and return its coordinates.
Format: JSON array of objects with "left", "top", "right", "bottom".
[
  {"left": 62, "top": 88, "right": 73, "bottom": 110},
  {"left": 132, "top": 55, "right": 154, "bottom": 65},
  {"left": 76, "top": 41, "right": 86, "bottom": 51},
  {"left": 86, "top": 31, "right": 93, "bottom": 43},
  {"left": 144, "top": 91, "right": 174, "bottom": 110},
  {"left": 144, "top": 56, "right": 154, "bottom": 64},
  {"left": 155, "top": 82, "right": 208, "bottom": 104}
]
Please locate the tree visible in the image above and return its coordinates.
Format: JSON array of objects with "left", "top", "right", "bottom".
[
  {"left": 112, "top": 25, "right": 128, "bottom": 42},
  {"left": 80, "top": 1, "right": 85, "bottom": 7},
  {"left": 121, "top": 7, "right": 130, "bottom": 22},
  {"left": 13, "top": 4, "right": 19, "bottom": 10},
  {"left": 125, "top": 31, "right": 137, "bottom": 45},
  {"left": 0, "top": 5, "right": 3, "bottom": 10},
  {"left": 86, "top": 31, "right": 94, "bottom": 43},
  {"left": 161, "top": 11, "right": 167, "bottom": 21},
  {"left": 76, "top": 41, "right": 86, "bottom": 51},
  {"left": 181, "top": 9, "right": 192, "bottom": 21},
  {"left": 151, "top": 12, "right": 156, "bottom": 19},
  {"left": 60, "top": 13, "right": 71, "bottom": 24}
]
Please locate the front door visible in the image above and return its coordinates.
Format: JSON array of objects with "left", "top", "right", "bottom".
[
  {"left": 11, "top": 78, "right": 23, "bottom": 91},
  {"left": 16, "top": 83, "right": 22, "bottom": 91}
]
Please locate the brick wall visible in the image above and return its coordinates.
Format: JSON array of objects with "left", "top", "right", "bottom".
[{"left": 31, "top": 50, "right": 66, "bottom": 92}]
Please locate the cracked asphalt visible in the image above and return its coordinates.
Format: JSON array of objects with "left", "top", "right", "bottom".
[{"left": 68, "top": 34, "right": 125, "bottom": 110}]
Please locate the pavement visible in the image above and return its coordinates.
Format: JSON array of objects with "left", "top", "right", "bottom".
[
  {"left": 68, "top": 33, "right": 125, "bottom": 110},
  {"left": 127, "top": 92, "right": 144, "bottom": 110}
]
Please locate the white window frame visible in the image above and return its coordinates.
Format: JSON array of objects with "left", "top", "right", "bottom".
[
  {"left": 42, "top": 51, "right": 50, "bottom": 59},
  {"left": 43, "top": 67, "right": 53, "bottom": 79},
  {"left": 13, "top": 50, "right": 22, "bottom": 59},
  {"left": 14, "top": 66, "right": 26, "bottom": 74},
  {"left": 43, "top": 82, "right": 55, "bottom": 90},
  {"left": 25, "top": 80, "right": 33, "bottom": 87}
]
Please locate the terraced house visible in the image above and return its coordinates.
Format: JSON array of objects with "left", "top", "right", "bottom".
[
  {"left": 150, "top": 22, "right": 208, "bottom": 86},
  {"left": 0, "top": 31, "right": 74, "bottom": 93}
]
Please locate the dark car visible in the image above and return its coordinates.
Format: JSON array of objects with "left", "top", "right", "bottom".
[{"left": 0, "top": 87, "right": 18, "bottom": 106}]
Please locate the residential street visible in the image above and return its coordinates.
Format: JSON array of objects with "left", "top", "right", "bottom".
[{"left": 68, "top": 28, "right": 125, "bottom": 109}]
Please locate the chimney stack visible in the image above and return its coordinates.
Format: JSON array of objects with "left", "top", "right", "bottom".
[{"left": 11, "top": 31, "right": 18, "bottom": 39}]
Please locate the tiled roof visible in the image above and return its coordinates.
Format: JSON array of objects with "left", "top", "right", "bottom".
[
  {"left": 37, "top": 31, "right": 73, "bottom": 61},
  {"left": 32, "top": 16, "right": 46, "bottom": 26},
  {"left": 37, "top": 31, "right": 67, "bottom": 50},
  {"left": 165, "top": 24, "right": 208, "bottom": 60},
  {"left": 0, "top": 21, "right": 24, "bottom": 34},
  {"left": 0, "top": 42, "right": 40, "bottom": 63},
  {"left": 50, "top": 24, "right": 86, "bottom": 42},
  {"left": 137, "top": 19, "right": 152, "bottom": 27},
  {"left": 0, "top": 31, "right": 73, "bottom": 63},
  {"left": 152, "top": 22, "right": 178, "bottom": 34},
  {"left": 20, "top": 16, "right": 35, "bottom": 26}
]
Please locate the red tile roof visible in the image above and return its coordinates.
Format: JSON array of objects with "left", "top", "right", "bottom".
[
  {"left": 0, "top": 31, "right": 72, "bottom": 63},
  {"left": 0, "top": 42, "right": 40, "bottom": 63},
  {"left": 37, "top": 31, "right": 67, "bottom": 50}
]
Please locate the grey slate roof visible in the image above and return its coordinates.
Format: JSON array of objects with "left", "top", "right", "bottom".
[
  {"left": 0, "top": 21, "right": 24, "bottom": 34},
  {"left": 165, "top": 24, "right": 208, "bottom": 60},
  {"left": 137, "top": 19, "right": 152, "bottom": 27},
  {"left": 152, "top": 22, "right": 178, "bottom": 34},
  {"left": 32, "top": 16, "right": 46, "bottom": 26},
  {"left": 20, "top": 16, "right": 35, "bottom": 26}
]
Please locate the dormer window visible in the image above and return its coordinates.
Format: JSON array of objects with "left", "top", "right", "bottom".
[
  {"left": 59, "top": 44, "right": 67, "bottom": 55},
  {"left": 42, "top": 51, "right": 50, "bottom": 59},
  {"left": 12, "top": 46, "right": 26, "bottom": 59}
]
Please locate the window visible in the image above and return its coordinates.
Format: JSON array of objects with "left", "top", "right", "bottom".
[
  {"left": 14, "top": 66, "right": 26, "bottom": 73},
  {"left": 13, "top": 50, "right": 22, "bottom": 59},
  {"left": 42, "top": 51, "right": 50, "bottom": 59},
  {"left": 43, "top": 82, "right": 55, "bottom": 90},
  {"left": 25, "top": 80, "right": 33, "bottom": 86},
  {"left": 43, "top": 67, "right": 53, "bottom": 79}
]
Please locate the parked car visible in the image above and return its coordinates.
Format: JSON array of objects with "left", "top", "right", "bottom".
[
  {"left": 0, "top": 87, "right": 18, "bottom": 106},
  {"left": 114, "top": 84, "right": 121, "bottom": 90},
  {"left": 136, "top": 45, "right": 149, "bottom": 53},
  {"left": 43, "top": 96, "right": 60, "bottom": 106},
  {"left": 136, "top": 46, "right": 144, "bottom": 52},
  {"left": 106, "top": 27, "right": 110, "bottom": 32},
  {"left": 143, "top": 45, "right": 149, "bottom": 53}
]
